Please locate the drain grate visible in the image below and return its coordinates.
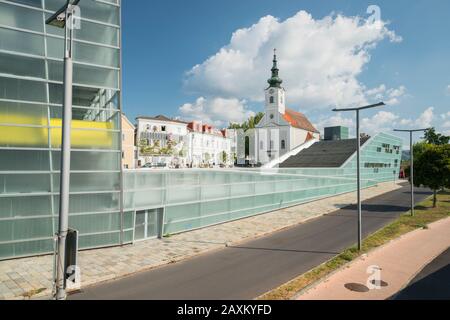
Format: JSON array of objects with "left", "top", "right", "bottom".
[{"left": 344, "top": 283, "right": 370, "bottom": 292}]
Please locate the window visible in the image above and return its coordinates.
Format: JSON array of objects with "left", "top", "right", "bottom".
[
  {"left": 270, "top": 96, "right": 274, "bottom": 104},
  {"left": 161, "top": 126, "right": 166, "bottom": 132},
  {"left": 281, "top": 140, "right": 286, "bottom": 149}
]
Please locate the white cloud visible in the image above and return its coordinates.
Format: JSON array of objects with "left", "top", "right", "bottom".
[
  {"left": 313, "top": 107, "right": 440, "bottom": 137},
  {"left": 361, "top": 111, "right": 399, "bottom": 133},
  {"left": 441, "top": 111, "right": 450, "bottom": 120},
  {"left": 183, "top": 10, "right": 402, "bottom": 111},
  {"left": 179, "top": 96, "right": 255, "bottom": 127},
  {"left": 364, "top": 84, "right": 407, "bottom": 106}
]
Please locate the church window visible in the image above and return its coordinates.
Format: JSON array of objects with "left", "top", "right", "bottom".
[
  {"left": 270, "top": 96, "right": 274, "bottom": 104},
  {"left": 270, "top": 114, "right": 274, "bottom": 119},
  {"left": 281, "top": 140, "right": 286, "bottom": 149}
]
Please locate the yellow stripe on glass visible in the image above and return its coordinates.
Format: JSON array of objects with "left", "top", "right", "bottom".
[{"left": 0, "top": 114, "right": 114, "bottom": 148}]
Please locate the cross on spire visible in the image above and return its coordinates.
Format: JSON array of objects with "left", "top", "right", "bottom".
[{"left": 268, "top": 48, "right": 283, "bottom": 88}]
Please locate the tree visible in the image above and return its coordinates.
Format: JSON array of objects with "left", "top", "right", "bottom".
[
  {"left": 413, "top": 143, "right": 450, "bottom": 207},
  {"left": 221, "top": 151, "right": 228, "bottom": 164},
  {"left": 423, "top": 128, "right": 450, "bottom": 145},
  {"left": 229, "top": 112, "right": 264, "bottom": 132}
]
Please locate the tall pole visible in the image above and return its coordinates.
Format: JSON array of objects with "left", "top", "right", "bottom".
[
  {"left": 356, "top": 110, "right": 362, "bottom": 251},
  {"left": 393, "top": 128, "right": 429, "bottom": 217},
  {"left": 410, "top": 131, "right": 414, "bottom": 216},
  {"left": 333, "top": 102, "right": 385, "bottom": 251},
  {"left": 56, "top": 9, "right": 74, "bottom": 301}
]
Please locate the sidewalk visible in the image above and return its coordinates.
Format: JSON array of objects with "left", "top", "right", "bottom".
[
  {"left": 0, "top": 180, "right": 403, "bottom": 300},
  {"left": 296, "top": 217, "right": 450, "bottom": 300}
]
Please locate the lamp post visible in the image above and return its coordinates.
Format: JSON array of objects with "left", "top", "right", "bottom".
[
  {"left": 393, "top": 128, "right": 429, "bottom": 216},
  {"left": 46, "top": 0, "right": 80, "bottom": 301},
  {"left": 333, "top": 102, "right": 385, "bottom": 250}
]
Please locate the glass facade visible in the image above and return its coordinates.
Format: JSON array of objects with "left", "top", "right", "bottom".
[
  {"left": 124, "top": 133, "right": 403, "bottom": 237},
  {"left": 0, "top": 0, "right": 122, "bottom": 260}
]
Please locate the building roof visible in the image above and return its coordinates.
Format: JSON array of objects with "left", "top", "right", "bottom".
[
  {"left": 283, "top": 108, "right": 320, "bottom": 133},
  {"left": 121, "top": 113, "right": 135, "bottom": 129},
  {"left": 279, "top": 137, "right": 370, "bottom": 168},
  {"left": 136, "top": 115, "right": 188, "bottom": 125}
]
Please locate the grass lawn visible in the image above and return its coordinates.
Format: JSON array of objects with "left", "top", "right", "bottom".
[{"left": 258, "top": 190, "right": 450, "bottom": 300}]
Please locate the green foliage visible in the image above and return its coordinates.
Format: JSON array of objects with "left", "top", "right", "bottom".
[
  {"left": 221, "top": 151, "right": 228, "bottom": 163},
  {"left": 229, "top": 112, "right": 265, "bottom": 132},
  {"left": 139, "top": 138, "right": 177, "bottom": 156},
  {"left": 423, "top": 128, "right": 450, "bottom": 145},
  {"left": 413, "top": 143, "right": 450, "bottom": 206}
]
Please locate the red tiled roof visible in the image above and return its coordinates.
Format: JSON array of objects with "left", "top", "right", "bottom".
[{"left": 283, "top": 108, "right": 319, "bottom": 133}]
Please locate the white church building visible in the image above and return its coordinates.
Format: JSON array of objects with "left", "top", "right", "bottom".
[{"left": 249, "top": 50, "right": 320, "bottom": 165}]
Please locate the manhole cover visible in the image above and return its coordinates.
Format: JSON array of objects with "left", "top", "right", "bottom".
[
  {"left": 370, "top": 279, "right": 389, "bottom": 287},
  {"left": 344, "top": 283, "right": 370, "bottom": 292}
]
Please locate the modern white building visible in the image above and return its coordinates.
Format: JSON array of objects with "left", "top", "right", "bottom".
[{"left": 252, "top": 51, "right": 320, "bottom": 165}]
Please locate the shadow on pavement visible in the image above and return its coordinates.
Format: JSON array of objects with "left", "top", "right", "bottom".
[
  {"left": 403, "top": 191, "right": 433, "bottom": 195},
  {"left": 337, "top": 204, "right": 411, "bottom": 212},
  {"left": 227, "top": 245, "right": 340, "bottom": 255},
  {"left": 392, "top": 264, "right": 450, "bottom": 300},
  {"left": 391, "top": 248, "right": 450, "bottom": 300}
]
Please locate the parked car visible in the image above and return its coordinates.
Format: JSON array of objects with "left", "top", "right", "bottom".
[{"left": 142, "top": 163, "right": 167, "bottom": 169}]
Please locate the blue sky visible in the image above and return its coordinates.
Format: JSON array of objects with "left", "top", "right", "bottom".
[{"left": 121, "top": 0, "right": 450, "bottom": 141}]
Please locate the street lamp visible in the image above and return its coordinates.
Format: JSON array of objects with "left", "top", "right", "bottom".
[
  {"left": 46, "top": 0, "right": 80, "bottom": 301},
  {"left": 333, "top": 102, "right": 385, "bottom": 250},
  {"left": 393, "top": 128, "right": 429, "bottom": 216}
]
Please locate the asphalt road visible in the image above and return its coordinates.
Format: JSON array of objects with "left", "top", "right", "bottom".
[
  {"left": 392, "top": 247, "right": 450, "bottom": 300},
  {"left": 71, "top": 184, "right": 432, "bottom": 300}
]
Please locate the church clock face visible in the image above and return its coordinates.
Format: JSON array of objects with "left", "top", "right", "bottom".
[{"left": 269, "top": 89, "right": 275, "bottom": 94}]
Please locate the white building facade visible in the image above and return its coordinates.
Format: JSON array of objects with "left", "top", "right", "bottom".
[
  {"left": 136, "top": 115, "right": 189, "bottom": 168},
  {"left": 187, "top": 121, "right": 233, "bottom": 167},
  {"left": 251, "top": 51, "right": 320, "bottom": 165},
  {"left": 135, "top": 116, "right": 233, "bottom": 168}
]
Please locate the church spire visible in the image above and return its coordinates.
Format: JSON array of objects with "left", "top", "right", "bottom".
[{"left": 268, "top": 49, "right": 283, "bottom": 88}]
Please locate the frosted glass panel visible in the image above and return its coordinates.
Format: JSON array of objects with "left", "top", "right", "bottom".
[{"left": 0, "top": 28, "right": 44, "bottom": 56}]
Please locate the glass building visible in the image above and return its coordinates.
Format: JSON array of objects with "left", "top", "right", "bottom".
[
  {"left": 0, "top": 0, "right": 403, "bottom": 261},
  {"left": 0, "top": 0, "right": 123, "bottom": 260}
]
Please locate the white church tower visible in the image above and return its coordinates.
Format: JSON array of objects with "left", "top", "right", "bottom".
[
  {"left": 264, "top": 49, "right": 286, "bottom": 120},
  {"left": 249, "top": 49, "right": 320, "bottom": 166}
]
